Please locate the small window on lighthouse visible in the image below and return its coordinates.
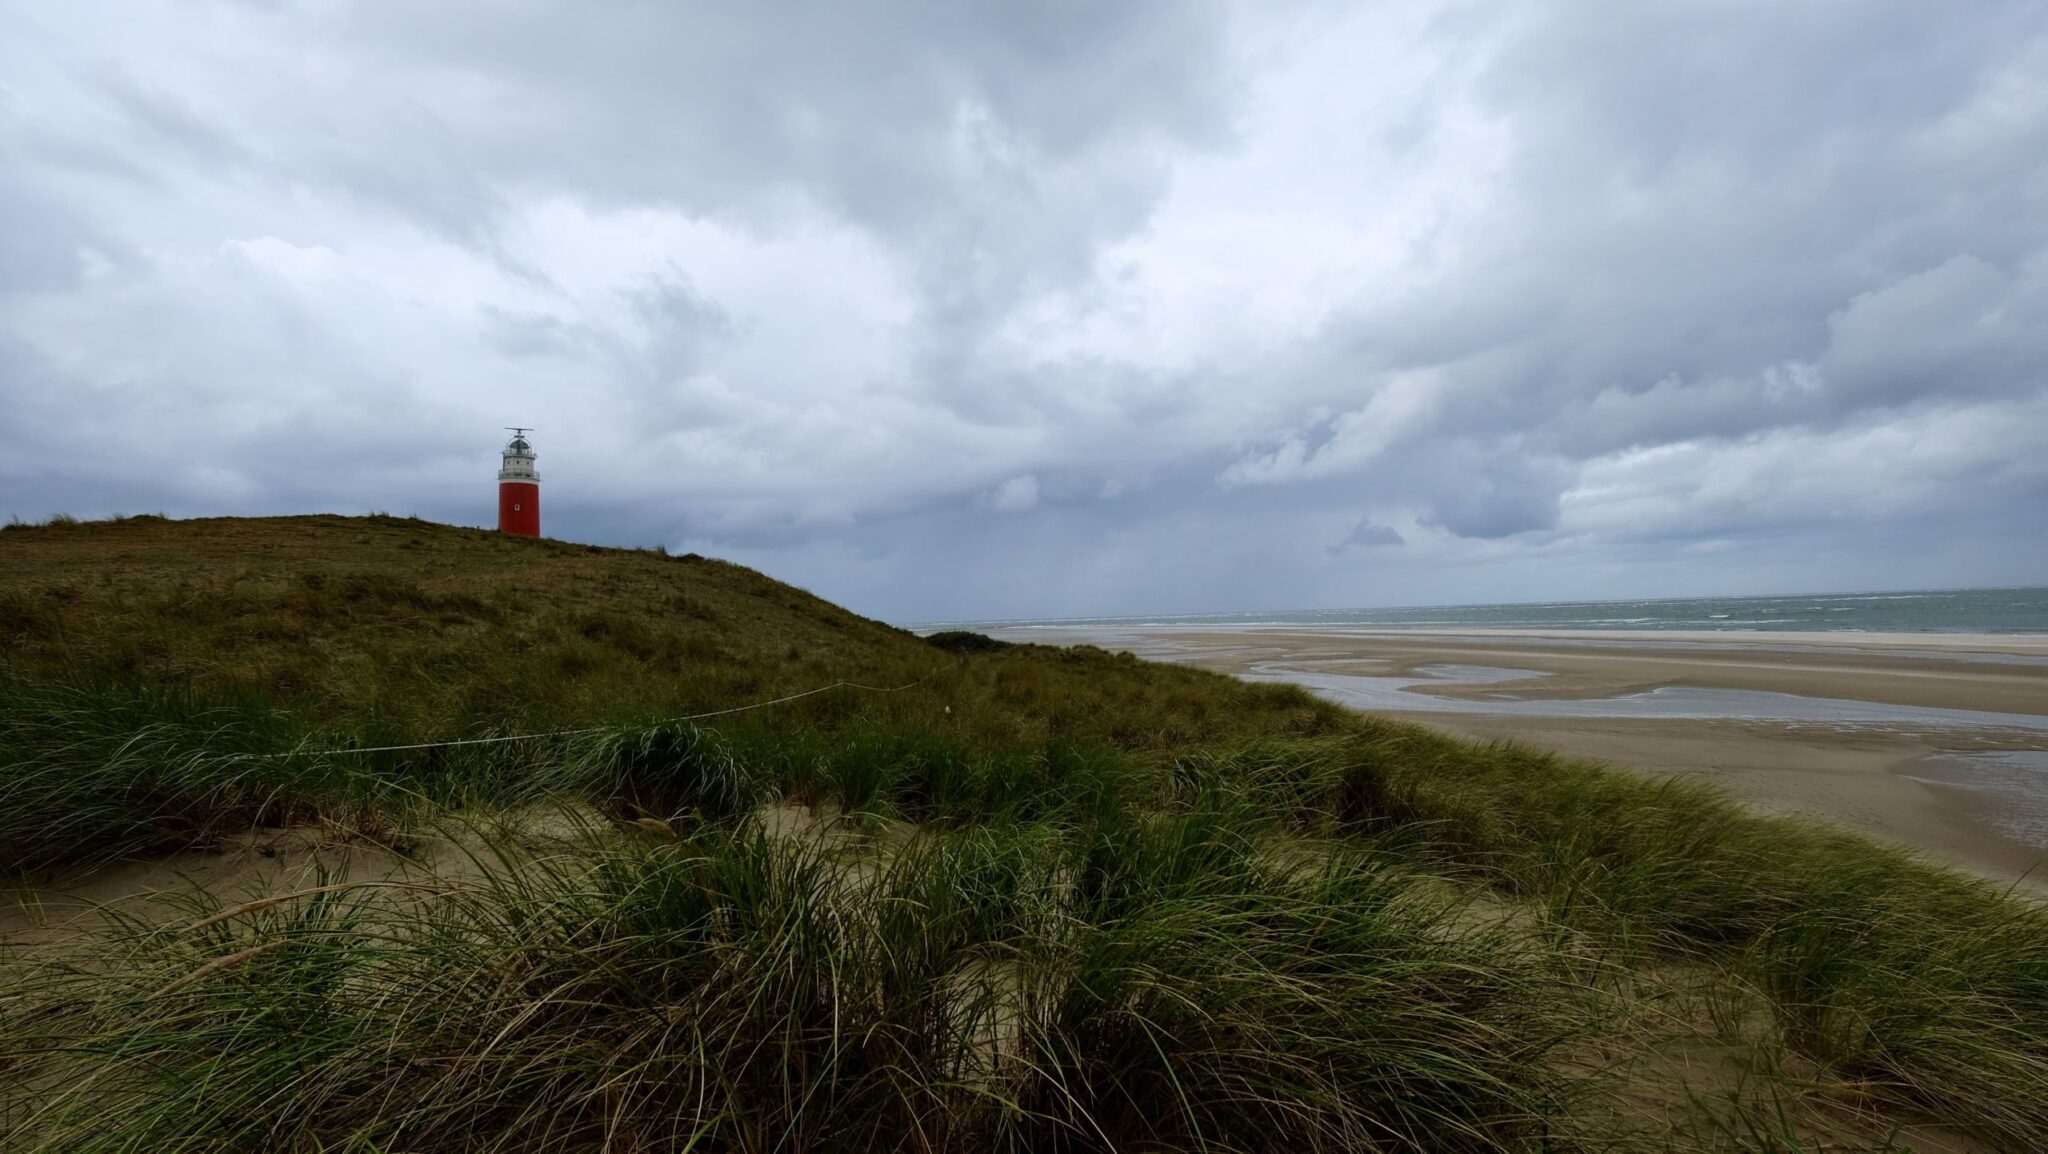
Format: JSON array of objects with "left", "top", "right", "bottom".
[{"left": 514, "top": 503, "right": 522, "bottom": 511}]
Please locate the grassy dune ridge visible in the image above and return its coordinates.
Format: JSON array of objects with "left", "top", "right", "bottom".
[{"left": 3, "top": 514, "right": 2046, "bottom": 1151}]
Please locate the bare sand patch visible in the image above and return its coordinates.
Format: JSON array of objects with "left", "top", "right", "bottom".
[{"left": 0, "top": 804, "right": 612, "bottom": 951}]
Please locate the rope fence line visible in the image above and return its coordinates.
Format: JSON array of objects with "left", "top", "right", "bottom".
[{"left": 248, "top": 663, "right": 959, "bottom": 761}]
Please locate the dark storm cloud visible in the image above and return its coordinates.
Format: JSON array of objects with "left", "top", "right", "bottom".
[{"left": 2, "top": 0, "right": 2044, "bottom": 619}]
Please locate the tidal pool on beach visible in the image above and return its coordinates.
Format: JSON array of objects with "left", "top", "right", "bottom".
[{"left": 1245, "top": 660, "right": 2048, "bottom": 733}]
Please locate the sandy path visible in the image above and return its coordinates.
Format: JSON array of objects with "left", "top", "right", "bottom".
[
  {"left": 0, "top": 807, "right": 609, "bottom": 950},
  {"left": 993, "top": 626, "right": 2048, "bottom": 891}
]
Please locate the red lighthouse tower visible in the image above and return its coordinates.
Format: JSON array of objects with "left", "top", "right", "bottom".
[{"left": 497, "top": 427, "right": 541, "bottom": 538}]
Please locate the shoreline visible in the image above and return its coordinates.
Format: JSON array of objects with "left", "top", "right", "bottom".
[
  {"left": 989, "top": 624, "right": 2048, "bottom": 891},
  {"left": 983, "top": 623, "right": 2048, "bottom": 653}
]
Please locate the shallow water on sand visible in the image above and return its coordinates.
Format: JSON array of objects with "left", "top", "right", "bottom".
[
  {"left": 1250, "top": 661, "right": 2048, "bottom": 733},
  {"left": 1904, "top": 752, "right": 2048, "bottom": 853}
]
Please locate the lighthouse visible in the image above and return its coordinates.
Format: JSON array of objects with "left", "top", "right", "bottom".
[{"left": 497, "top": 427, "right": 541, "bottom": 538}]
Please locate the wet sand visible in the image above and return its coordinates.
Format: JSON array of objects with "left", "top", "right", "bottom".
[{"left": 990, "top": 626, "right": 2048, "bottom": 890}]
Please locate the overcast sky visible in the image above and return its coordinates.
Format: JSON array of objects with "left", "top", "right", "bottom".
[{"left": 4, "top": 2, "right": 2045, "bottom": 622}]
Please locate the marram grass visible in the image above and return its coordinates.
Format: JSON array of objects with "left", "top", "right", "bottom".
[
  {"left": 4, "top": 810, "right": 1570, "bottom": 1152},
  {"left": 5, "top": 514, "right": 2048, "bottom": 1149}
]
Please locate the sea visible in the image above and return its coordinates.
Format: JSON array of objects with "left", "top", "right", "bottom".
[{"left": 943, "top": 586, "right": 2048, "bottom": 635}]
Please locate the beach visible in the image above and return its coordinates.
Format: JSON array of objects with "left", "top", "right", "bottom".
[{"left": 988, "top": 625, "right": 2048, "bottom": 890}]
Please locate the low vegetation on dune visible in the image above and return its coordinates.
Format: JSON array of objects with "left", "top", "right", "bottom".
[{"left": 4, "top": 514, "right": 2046, "bottom": 1151}]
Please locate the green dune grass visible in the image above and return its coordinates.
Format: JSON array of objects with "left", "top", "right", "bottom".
[{"left": 3, "top": 514, "right": 2045, "bottom": 1151}]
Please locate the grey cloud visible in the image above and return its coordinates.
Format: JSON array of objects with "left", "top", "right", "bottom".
[
  {"left": 90, "top": 65, "right": 252, "bottom": 172},
  {"left": 1218, "top": 2, "right": 2047, "bottom": 531},
  {"left": 1337, "top": 520, "right": 1404, "bottom": 549},
  {"left": 0, "top": 176, "right": 103, "bottom": 294},
  {"left": 1, "top": 1, "right": 2044, "bottom": 620},
  {"left": 310, "top": 0, "right": 1238, "bottom": 290},
  {"left": 1416, "top": 450, "right": 1567, "bottom": 541},
  {"left": 627, "top": 277, "right": 735, "bottom": 385},
  {"left": 1820, "top": 255, "right": 2048, "bottom": 406},
  {"left": 479, "top": 305, "right": 605, "bottom": 361}
]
